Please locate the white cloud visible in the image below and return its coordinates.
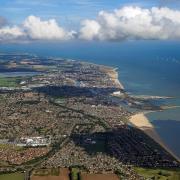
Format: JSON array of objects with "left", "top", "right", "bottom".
[
  {"left": 1, "top": 6, "right": 180, "bottom": 43},
  {"left": 79, "top": 20, "right": 100, "bottom": 40},
  {"left": 23, "top": 15, "right": 72, "bottom": 40},
  {"left": 0, "top": 16, "right": 24, "bottom": 42},
  {"left": 0, "top": 15, "right": 75, "bottom": 42},
  {"left": 79, "top": 6, "right": 180, "bottom": 41},
  {"left": 0, "top": 26, "right": 25, "bottom": 42}
]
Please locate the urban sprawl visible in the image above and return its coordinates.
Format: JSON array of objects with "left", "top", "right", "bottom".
[{"left": 0, "top": 54, "right": 179, "bottom": 180}]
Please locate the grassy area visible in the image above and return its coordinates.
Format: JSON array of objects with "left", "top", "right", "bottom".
[
  {"left": 33, "top": 169, "right": 51, "bottom": 176},
  {"left": 0, "top": 144, "right": 24, "bottom": 151},
  {"left": 0, "top": 77, "right": 21, "bottom": 87},
  {"left": 0, "top": 161, "right": 10, "bottom": 167},
  {"left": 31, "top": 168, "right": 69, "bottom": 180},
  {"left": 33, "top": 168, "right": 60, "bottom": 176},
  {"left": 54, "top": 97, "right": 65, "bottom": 104},
  {"left": 134, "top": 167, "right": 180, "bottom": 180},
  {"left": 51, "top": 168, "right": 60, "bottom": 176},
  {"left": 0, "top": 172, "right": 24, "bottom": 180},
  {"left": 70, "top": 168, "right": 79, "bottom": 180}
]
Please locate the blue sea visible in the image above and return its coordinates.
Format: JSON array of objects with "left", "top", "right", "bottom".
[{"left": 0, "top": 40, "right": 180, "bottom": 158}]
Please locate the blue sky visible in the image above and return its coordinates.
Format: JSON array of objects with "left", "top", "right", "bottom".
[
  {"left": 0, "top": 0, "right": 179, "bottom": 28},
  {"left": 1, "top": 0, "right": 180, "bottom": 43}
]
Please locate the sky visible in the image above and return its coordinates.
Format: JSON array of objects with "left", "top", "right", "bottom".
[
  {"left": 1, "top": 0, "right": 180, "bottom": 27},
  {"left": 1, "top": 0, "right": 180, "bottom": 43}
]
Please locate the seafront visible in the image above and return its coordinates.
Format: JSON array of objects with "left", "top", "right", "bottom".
[
  {"left": 129, "top": 112, "right": 180, "bottom": 162},
  {"left": 106, "top": 66, "right": 179, "bottom": 160},
  {"left": 99, "top": 65, "right": 124, "bottom": 90},
  {"left": 113, "top": 66, "right": 180, "bottom": 162},
  {"left": 108, "top": 68, "right": 125, "bottom": 90},
  {"left": 129, "top": 113, "right": 162, "bottom": 143}
]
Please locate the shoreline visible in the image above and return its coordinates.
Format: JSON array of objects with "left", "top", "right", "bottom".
[
  {"left": 99, "top": 62, "right": 180, "bottom": 162},
  {"left": 112, "top": 68, "right": 125, "bottom": 90},
  {"left": 77, "top": 61, "right": 125, "bottom": 90},
  {"left": 129, "top": 112, "right": 180, "bottom": 162},
  {"left": 100, "top": 66, "right": 124, "bottom": 90},
  {"left": 129, "top": 95, "right": 174, "bottom": 100},
  {"left": 111, "top": 66, "right": 180, "bottom": 162}
]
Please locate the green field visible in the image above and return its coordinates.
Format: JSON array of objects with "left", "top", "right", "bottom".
[
  {"left": 70, "top": 168, "right": 79, "bottom": 180},
  {"left": 33, "top": 168, "right": 60, "bottom": 176},
  {"left": 0, "top": 173, "right": 24, "bottom": 180},
  {"left": 134, "top": 167, "right": 180, "bottom": 180},
  {"left": 0, "top": 77, "right": 21, "bottom": 87},
  {"left": 0, "top": 144, "right": 24, "bottom": 151}
]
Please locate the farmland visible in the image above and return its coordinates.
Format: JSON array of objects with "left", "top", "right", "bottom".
[
  {"left": 134, "top": 167, "right": 180, "bottom": 180},
  {"left": 31, "top": 168, "right": 69, "bottom": 180},
  {"left": 0, "top": 172, "right": 24, "bottom": 180}
]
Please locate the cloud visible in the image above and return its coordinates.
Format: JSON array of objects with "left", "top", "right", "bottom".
[
  {"left": 23, "top": 15, "right": 73, "bottom": 40},
  {"left": 0, "top": 16, "right": 25, "bottom": 42},
  {"left": 0, "top": 26, "right": 25, "bottom": 42},
  {"left": 79, "top": 6, "right": 180, "bottom": 41},
  {"left": 1, "top": 6, "right": 180, "bottom": 43},
  {"left": 0, "top": 15, "right": 75, "bottom": 42},
  {"left": 79, "top": 20, "right": 101, "bottom": 40}
]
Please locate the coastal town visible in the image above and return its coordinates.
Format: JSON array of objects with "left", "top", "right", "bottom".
[{"left": 0, "top": 54, "right": 179, "bottom": 180}]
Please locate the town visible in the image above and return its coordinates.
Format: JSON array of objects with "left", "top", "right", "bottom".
[{"left": 0, "top": 54, "right": 179, "bottom": 180}]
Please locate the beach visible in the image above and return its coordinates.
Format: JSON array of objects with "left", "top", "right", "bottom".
[
  {"left": 129, "top": 112, "right": 180, "bottom": 162},
  {"left": 102, "top": 68, "right": 124, "bottom": 90},
  {"left": 80, "top": 62, "right": 124, "bottom": 90},
  {"left": 111, "top": 68, "right": 125, "bottom": 90}
]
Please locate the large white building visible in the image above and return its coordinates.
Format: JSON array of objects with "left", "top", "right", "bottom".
[{"left": 17, "top": 136, "right": 51, "bottom": 147}]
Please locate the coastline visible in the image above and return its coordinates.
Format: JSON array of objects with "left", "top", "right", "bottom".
[
  {"left": 129, "top": 112, "right": 180, "bottom": 162},
  {"left": 129, "top": 95, "right": 174, "bottom": 100},
  {"left": 111, "top": 68, "right": 125, "bottom": 90},
  {"left": 101, "top": 63, "right": 180, "bottom": 162},
  {"left": 79, "top": 61, "right": 125, "bottom": 90},
  {"left": 110, "top": 65, "right": 180, "bottom": 162},
  {"left": 100, "top": 66, "right": 124, "bottom": 90}
]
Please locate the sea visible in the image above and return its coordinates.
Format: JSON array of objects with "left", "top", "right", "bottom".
[{"left": 0, "top": 40, "right": 180, "bottom": 158}]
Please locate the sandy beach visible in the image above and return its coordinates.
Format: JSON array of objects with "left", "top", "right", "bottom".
[
  {"left": 82, "top": 62, "right": 124, "bottom": 90},
  {"left": 112, "top": 68, "right": 125, "bottom": 90},
  {"left": 100, "top": 66, "right": 124, "bottom": 89},
  {"left": 129, "top": 112, "right": 180, "bottom": 162}
]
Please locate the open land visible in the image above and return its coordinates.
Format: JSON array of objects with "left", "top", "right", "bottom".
[
  {"left": 31, "top": 168, "right": 69, "bottom": 180},
  {"left": 81, "top": 173, "right": 119, "bottom": 180},
  {"left": 0, "top": 172, "right": 24, "bottom": 180},
  {"left": 0, "top": 54, "right": 179, "bottom": 180},
  {"left": 134, "top": 167, "right": 180, "bottom": 180}
]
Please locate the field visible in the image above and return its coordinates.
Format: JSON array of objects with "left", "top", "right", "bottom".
[
  {"left": 0, "top": 77, "right": 20, "bottom": 87},
  {"left": 0, "top": 161, "right": 9, "bottom": 167},
  {"left": 31, "top": 168, "right": 70, "bottom": 180},
  {"left": 0, "top": 172, "right": 24, "bottom": 180},
  {"left": 81, "top": 173, "right": 119, "bottom": 180},
  {"left": 70, "top": 168, "right": 79, "bottom": 180},
  {"left": 134, "top": 167, "right": 180, "bottom": 180},
  {"left": 0, "top": 144, "right": 24, "bottom": 151}
]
